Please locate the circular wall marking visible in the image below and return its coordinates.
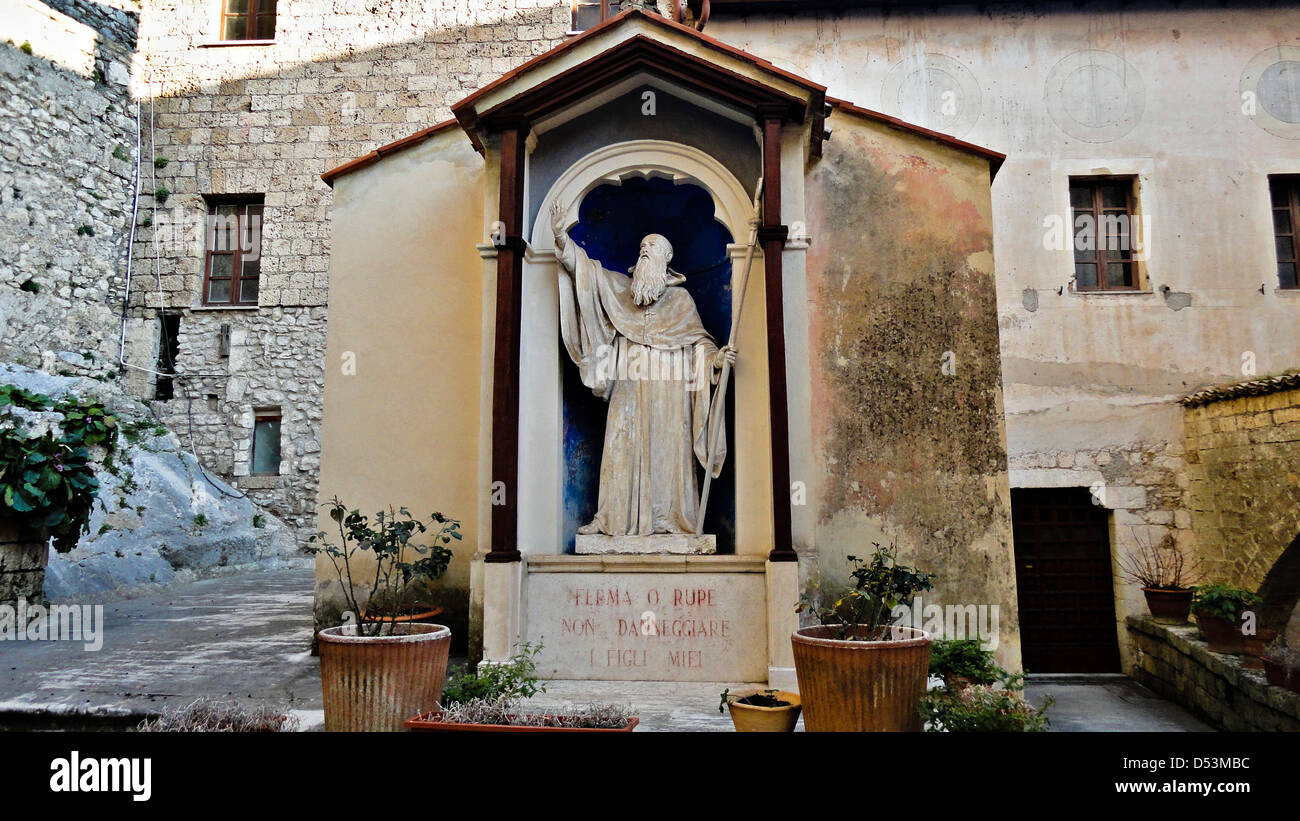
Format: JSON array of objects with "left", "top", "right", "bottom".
[
  {"left": 1242, "top": 46, "right": 1300, "bottom": 139},
  {"left": 1044, "top": 50, "right": 1144, "bottom": 143},
  {"left": 881, "top": 53, "right": 982, "bottom": 138}
]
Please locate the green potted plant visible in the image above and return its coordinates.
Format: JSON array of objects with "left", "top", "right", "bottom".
[
  {"left": 1190, "top": 584, "right": 1261, "bottom": 654},
  {"left": 1117, "top": 532, "right": 1198, "bottom": 624},
  {"left": 928, "top": 639, "right": 1010, "bottom": 690},
  {"left": 792, "top": 543, "right": 934, "bottom": 732},
  {"left": 719, "top": 687, "right": 801, "bottom": 732},
  {"left": 309, "top": 496, "right": 460, "bottom": 732},
  {"left": 406, "top": 696, "right": 638, "bottom": 732},
  {"left": 440, "top": 642, "right": 548, "bottom": 706}
]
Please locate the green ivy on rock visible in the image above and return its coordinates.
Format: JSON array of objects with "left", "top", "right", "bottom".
[{"left": 0, "top": 384, "right": 119, "bottom": 552}]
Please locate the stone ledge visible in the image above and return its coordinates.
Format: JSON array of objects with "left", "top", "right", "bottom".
[
  {"left": 526, "top": 554, "right": 767, "bottom": 574},
  {"left": 1126, "top": 616, "right": 1300, "bottom": 731}
]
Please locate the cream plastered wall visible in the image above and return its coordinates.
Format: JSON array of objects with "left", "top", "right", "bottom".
[
  {"left": 713, "top": 5, "right": 1300, "bottom": 668},
  {"left": 315, "top": 131, "right": 484, "bottom": 645}
]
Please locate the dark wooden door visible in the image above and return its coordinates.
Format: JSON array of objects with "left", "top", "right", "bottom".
[{"left": 1011, "top": 487, "right": 1121, "bottom": 673}]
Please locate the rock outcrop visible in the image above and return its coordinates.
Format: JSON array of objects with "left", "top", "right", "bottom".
[{"left": 0, "top": 363, "right": 305, "bottom": 602}]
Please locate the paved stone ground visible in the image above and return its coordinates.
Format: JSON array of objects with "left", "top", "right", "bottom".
[
  {"left": 0, "top": 568, "right": 322, "bottom": 730},
  {"left": 1025, "top": 677, "right": 1214, "bottom": 732},
  {"left": 0, "top": 569, "right": 1213, "bottom": 732}
]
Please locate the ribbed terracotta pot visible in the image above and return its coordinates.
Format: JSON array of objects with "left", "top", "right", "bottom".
[
  {"left": 1143, "top": 588, "right": 1193, "bottom": 624},
  {"left": 791, "top": 625, "right": 931, "bottom": 732},
  {"left": 318, "top": 622, "right": 451, "bottom": 732}
]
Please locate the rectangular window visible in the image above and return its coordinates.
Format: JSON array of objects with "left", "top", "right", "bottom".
[
  {"left": 1069, "top": 177, "right": 1139, "bottom": 291},
  {"left": 221, "top": 0, "right": 277, "bottom": 41},
  {"left": 251, "top": 412, "right": 281, "bottom": 476},
  {"left": 570, "top": 0, "right": 609, "bottom": 33},
  {"left": 1270, "top": 175, "right": 1300, "bottom": 290},
  {"left": 203, "top": 196, "right": 263, "bottom": 306}
]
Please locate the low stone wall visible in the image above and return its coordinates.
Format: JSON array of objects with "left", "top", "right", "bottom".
[
  {"left": 0, "top": 520, "right": 49, "bottom": 605},
  {"left": 1128, "top": 616, "right": 1300, "bottom": 732}
]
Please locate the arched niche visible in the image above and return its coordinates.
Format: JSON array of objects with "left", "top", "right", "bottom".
[{"left": 516, "top": 139, "right": 772, "bottom": 557}]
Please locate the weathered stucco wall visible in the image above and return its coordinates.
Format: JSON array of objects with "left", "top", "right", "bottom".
[
  {"left": 803, "top": 110, "right": 1018, "bottom": 666},
  {"left": 712, "top": 2, "right": 1300, "bottom": 666},
  {"left": 314, "top": 132, "right": 484, "bottom": 648},
  {"left": 1183, "top": 380, "right": 1300, "bottom": 638}
]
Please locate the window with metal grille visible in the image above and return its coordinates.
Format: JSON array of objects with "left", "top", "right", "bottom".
[
  {"left": 1069, "top": 177, "right": 1139, "bottom": 291},
  {"left": 1270, "top": 175, "right": 1300, "bottom": 290},
  {"left": 203, "top": 196, "right": 263, "bottom": 306},
  {"left": 221, "top": 0, "right": 277, "bottom": 41}
]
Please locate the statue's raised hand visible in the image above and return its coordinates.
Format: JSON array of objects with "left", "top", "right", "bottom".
[{"left": 549, "top": 200, "right": 567, "bottom": 247}]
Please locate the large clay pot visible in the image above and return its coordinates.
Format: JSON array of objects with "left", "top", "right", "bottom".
[
  {"left": 724, "top": 689, "right": 802, "bottom": 732},
  {"left": 318, "top": 622, "right": 451, "bottom": 732},
  {"left": 1196, "top": 613, "right": 1245, "bottom": 654},
  {"left": 1143, "top": 588, "right": 1193, "bottom": 624},
  {"left": 791, "top": 625, "right": 931, "bottom": 732}
]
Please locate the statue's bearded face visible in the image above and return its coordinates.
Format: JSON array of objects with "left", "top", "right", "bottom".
[{"left": 631, "top": 234, "right": 673, "bottom": 306}]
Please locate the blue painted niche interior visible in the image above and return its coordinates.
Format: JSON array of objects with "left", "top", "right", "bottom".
[{"left": 561, "top": 176, "right": 736, "bottom": 553}]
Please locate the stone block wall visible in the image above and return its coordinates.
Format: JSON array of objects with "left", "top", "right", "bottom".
[
  {"left": 148, "top": 307, "right": 326, "bottom": 536},
  {"left": 0, "top": 520, "right": 49, "bottom": 605},
  {"left": 1129, "top": 617, "right": 1300, "bottom": 732},
  {"left": 121, "top": 0, "right": 645, "bottom": 544},
  {"left": 1182, "top": 381, "right": 1300, "bottom": 591},
  {"left": 0, "top": 0, "right": 140, "bottom": 378}
]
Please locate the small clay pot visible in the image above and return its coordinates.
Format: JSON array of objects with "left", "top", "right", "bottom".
[{"left": 724, "top": 689, "right": 802, "bottom": 732}]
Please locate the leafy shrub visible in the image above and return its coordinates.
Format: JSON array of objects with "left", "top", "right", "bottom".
[
  {"left": 0, "top": 385, "right": 118, "bottom": 552},
  {"left": 441, "top": 642, "right": 546, "bottom": 706},
  {"left": 308, "top": 496, "right": 460, "bottom": 637},
  {"left": 798, "top": 543, "right": 934, "bottom": 641},
  {"left": 920, "top": 685, "right": 1052, "bottom": 732},
  {"left": 1191, "top": 584, "right": 1261, "bottom": 621},
  {"left": 929, "top": 639, "right": 1003, "bottom": 686}
]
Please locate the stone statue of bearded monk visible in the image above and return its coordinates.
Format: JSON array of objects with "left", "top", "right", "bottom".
[{"left": 550, "top": 201, "right": 736, "bottom": 547}]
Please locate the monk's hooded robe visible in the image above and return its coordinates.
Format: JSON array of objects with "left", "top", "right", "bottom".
[{"left": 557, "top": 240, "right": 726, "bottom": 536}]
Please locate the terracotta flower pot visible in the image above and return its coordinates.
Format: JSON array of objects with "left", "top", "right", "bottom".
[
  {"left": 1195, "top": 613, "right": 1246, "bottom": 654},
  {"left": 724, "top": 689, "right": 802, "bottom": 732},
  {"left": 1240, "top": 628, "right": 1277, "bottom": 669},
  {"left": 318, "top": 622, "right": 451, "bottom": 732},
  {"left": 1261, "top": 656, "right": 1288, "bottom": 688},
  {"left": 791, "top": 625, "right": 931, "bottom": 732},
  {"left": 1143, "top": 588, "right": 1193, "bottom": 624}
]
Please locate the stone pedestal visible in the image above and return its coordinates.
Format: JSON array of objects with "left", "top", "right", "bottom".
[
  {"left": 575, "top": 533, "right": 717, "bottom": 555},
  {"left": 524, "top": 554, "right": 767, "bottom": 681}
]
